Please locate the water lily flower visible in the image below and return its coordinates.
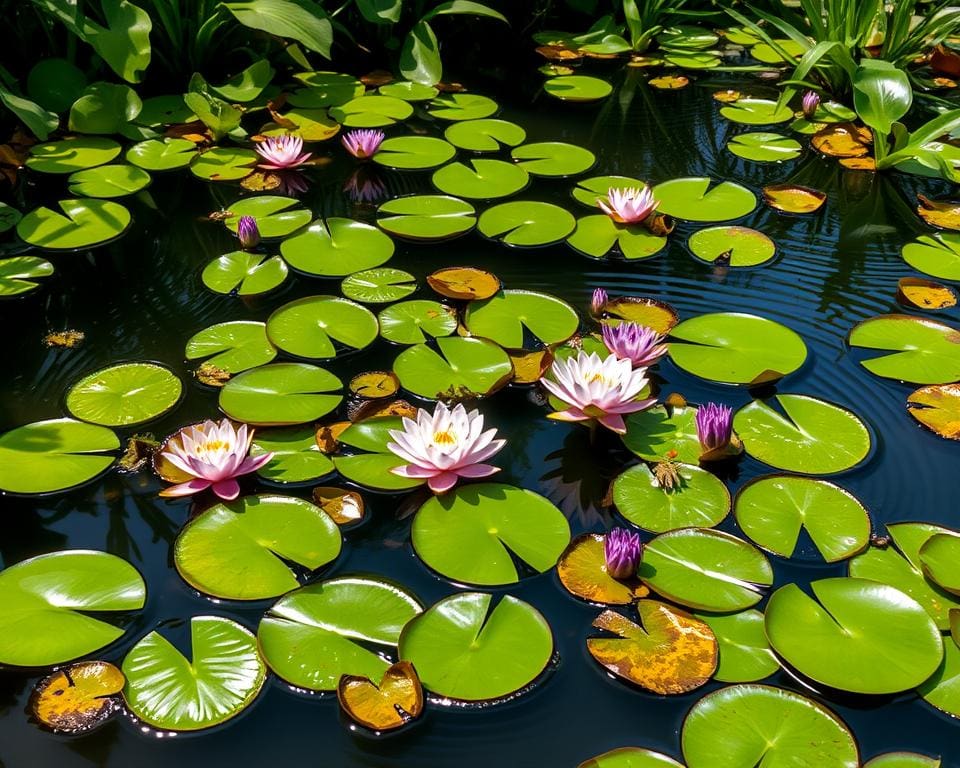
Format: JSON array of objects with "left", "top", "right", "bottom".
[
  {"left": 590, "top": 287, "right": 608, "bottom": 317},
  {"left": 255, "top": 135, "right": 312, "bottom": 170},
  {"left": 602, "top": 322, "right": 668, "bottom": 368},
  {"left": 598, "top": 186, "right": 659, "bottom": 225},
  {"left": 386, "top": 402, "right": 506, "bottom": 494},
  {"left": 342, "top": 128, "right": 385, "bottom": 160},
  {"left": 237, "top": 216, "right": 260, "bottom": 250},
  {"left": 802, "top": 90, "right": 820, "bottom": 120},
  {"left": 540, "top": 350, "right": 657, "bottom": 434},
  {"left": 695, "top": 402, "right": 742, "bottom": 461},
  {"left": 604, "top": 527, "right": 642, "bottom": 579},
  {"left": 158, "top": 418, "right": 273, "bottom": 501}
]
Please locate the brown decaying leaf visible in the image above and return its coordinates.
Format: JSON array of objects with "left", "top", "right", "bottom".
[
  {"left": 602, "top": 297, "right": 680, "bottom": 334},
  {"left": 435, "top": 81, "right": 467, "bottom": 93},
  {"left": 43, "top": 329, "right": 85, "bottom": 348},
  {"left": 536, "top": 45, "right": 583, "bottom": 62},
  {"left": 509, "top": 349, "right": 554, "bottom": 385},
  {"left": 931, "top": 45, "right": 960, "bottom": 78},
  {"left": 316, "top": 422, "right": 351, "bottom": 454},
  {"left": 811, "top": 122, "right": 871, "bottom": 157},
  {"left": 337, "top": 661, "right": 424, "bottom": 731},
  {"left": 650, "top": 75, "right": 689, "bottom": 90},
  {"left": 907, "top": 383, "right": 960, "bottom": 439},
  {"left": 917, "top": 194, "right": 960, "bottom": 231},
  {"left": 558, "top": 533, "right": 650, "bottom": 605},
  {"left": 664, "top": 392, "right": 688, "bottom": 408},
  {"left": 349, "top": 371, "right": 400, "bottom": 400},
  {"left": 644, "top": 213, "right": 675, "bottom": 236},
  {"left": 934, "top": 77, "right": 958, "bottom": 89},
  {"left": 427, "top": 267, "right": 501, "bottom": 301},
  {"left": 839, "top": 156, "right": 877, "bottom": 171},
  {"left": 165, "top": 121, "right": 211, "bottom": 144},
  {"left": 194, "top": 362, "right": 232, "bottom": 386},
  {"left": 30, "top": 662, "right": 125, "bottom": 734},
  {"left": 118, "top": 434, "right": 159, "bottom": 473},
  {"left": 347, "top": 398, "right": 418, "bottom": 422},
  {"left": 897, "top": 277, "right": 958, "bottom": 310},
  {"left": 586, "top": 600, "right": 718, "bottom": 694},
  {"left": 627, "top": 56, "right": 663, "bottom": 68},
  {"left": 713, "top": 89, "right": 742, "bottom": 103},
  {"left": 241, "top": 171, "right": 281, "bottom": 192},
  {"left": 361, "top": 69, "right": 394, "bottom": 87},
  {"left": 313, "top": 487, "right": 365, "bottom": 525},
  {"left": 763, "top": 183, "right": 827, "bottom": 214}
]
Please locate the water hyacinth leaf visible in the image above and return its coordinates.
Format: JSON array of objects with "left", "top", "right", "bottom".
[
  {"left": 427, "top": 93, "right": 499, "bottom": 121},
  {"left": 65, "top": 362, "right": 182, "bottom": 428},
  {"left": 27, "top": 137, "right": 122, "bottom": 174},
  {"left": 604, "top": 297, "right": 679, "bottom": 333},
  {"left": 266, "top": 296, "right": 378, "bottom": 358},
  {"left": 763, "top": 183, "right": 827, "bottom": 214},
  {"left": 640, "top": 528, "right": 773, "bottom": 612},
  {"left": 681, "top": 684, "right": 859, "bottom": 768},
  {"left": 764, "top": 578, "right": 943, "bottom": 694},
  {"left": 734, "top": 476, "right": 870, "bottom": 562},
  {"left": 848, "top": 315, "right": 960, "bottom": 385},
  {"left": 694, "top": 610, "right": 779, "bottom": 683},
  {"left": 478, "top": 201, "right": 576, "bottom": 246},
  {"left": 259, "top": 576, "right": 423, "bottom": 691},
  {"left": 185, "top": 321, "right": 277, "bottom": 374},
  {"left": 399, "top": 592, "right": 552, "bottom": 701},
  {"left": 0, "top": 418, "right": 119, "bottom": 494},
  {"left": 378, "top": 300, "right": 458, "bottom": 345},
  {"left": 250, "top": 427, "right": 335, "bottom": 483},
  {"left": 342, "top": 267, "right": 417, "bottom": 303},
  {"left": 212, "top": 59, "right": 274, "bottom": 102},
  {"left": 291, "top": 71, "right": 364, "bottom": 107},
  {"left": 372, "top": 136, "right": 456, "bottom": 170},
  {"left": 587, "top": 600, "right": 717, "bottom": 694},
  {"left": 557, "top": 533, "right": 650, "bottom": 605},
  {"left": 567, "top": 215, "right": 667, "bottom": 260},
  {"left": 222, "top": 0, "right": 332, "bottom": 56},
  {"left": 902, "top": 233, "right": 960, "bottom": 281},
  {"left": 189, "top": 147, "right": 258, "bottom": 181},
  {"left": 734, "top": 394, "right": 870, "bottom": 474},
  {"left": 668, "top": 313, "right": 807, "bottom": 385},
  {"left": 68, "top": 82, "right": 142, "bottom": 134},
  {"left": 260, "top": 108, "right": 340, "bottom": 141},
  {"left": 412, "top": 483, "right": 571, "bottom": 586},
  {"left": 0, "top": 550, "right": 144, "bottom": 666},
  {"left": 720, "top": 99, "right": 794, "bottom": 125},
  {"left": 578, "top": 748, "right": 684, "bottom": 768},
  {"left": 511, "top": 142, "right": 596, "bottom": 177},
  {"left": 17, "top": 199, "right": 131, "bottom": 250},
  {"left": 898, "top": 278, "right": 957, "bottom": 310},
  {"left": 393, "top": 336, "right": 513, "bottom": 400},
  {"left": 219, "top": 363, "right": 342, "bottom": 426},
  {"left": 202, "top": 251, "right": 288, "bottom": 296},
  {"left": 444, "top": 118, "right": 526, "bottom": 151},
  {"left": 572, "top": 175, "right": 646, "bottom": 209},
  {"left": 0, "top": 256, "right": 54, "bottom": 297},
  {"left": 864, "top": 755, "right": 942, "bottom": 768},
  {"left": 282, "top": 217, "right": 395, "bottom": 277},
  {"left": 174, "top": 494, "right": 341, "bottom": 600},
  {"left": 338, "top": 660, "right": 423, "bottom": 731},
  {"left": 223, "top": 196, "right": 310, "bottom": 239},
  {"left": 613, "top": 463, "right": 730, "bottom": 533},
  {"left": 379, "top": 81, "right": 438, "bottom": 101},
  {"left": 67, "top": 164, "right": 151, "bottom": 198},
  {"left": 377, "top": 195, "right": 476, "bottom": 241},
  {"left": 432, "top": 159, "right": 529, "bottom": 200},
  {"left": 687, "top": 226, "right": 775, "bottom": 267},
  {"left": 427, "top": 266, "right": 500, "bottom": 300},
  {"left": 123, "top": 616, "right": 265, "bottom": 731},
  {"left": 727, "top": 132, "right": 801, "bottom": 162},
  {"left": 907, "top": 383, "right": 960, "bottom": 439},
  {"left": 329, "top": 95, "right": 413, "bottom": 127},
  {"left": 125, "top": 138, "right": 196, "bottom": 171},
  {"left": 465, "top": 289, "right": 579, "bottom": 348},
  {"left": 621, "top": 405, "right": 701, "bottom": 463},
  {"left": 544, "top": 75, "right": 613, "bottom": 102},
  {"left": 652, "top": 178, "right": 756, "bottom": 222},
  {"left": 30, "top": 661, "right": 124, "bottom": 734}
]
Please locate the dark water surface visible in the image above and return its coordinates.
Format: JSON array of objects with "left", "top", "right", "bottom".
[{"left": 1, "top": 65, "right": 958, "bottom": 767}]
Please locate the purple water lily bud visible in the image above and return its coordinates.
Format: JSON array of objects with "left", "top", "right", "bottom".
[
  {"left": 601, "top": 322, "right": 668, "bottom": 368},
  {"left": 604, "top": 527, "right": 643, "bottom": 580},
  {"left": 591, "top": 287, "right": 608, "bottom": 317},
  {"left": 237, "top": 216, "right": 260, "bottom": 250},
  {"left": 696, "top": 402, "right": 733, "bottom": 452},
  {"left": 802, "top": 90, "right": 820, "bottom": 120},
  {"left": 342, "top": 129, "right": 385, "bottom": 160}
]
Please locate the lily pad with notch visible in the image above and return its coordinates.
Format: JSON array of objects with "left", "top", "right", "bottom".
[
  {"left": 727, "top": 132, "right": 801, "bottom": 162},
  {"left": 0, "top": 256, "right": 54, "bottom": 297},
  {"left": 249, "top": 427, "right": 335, "bottom": 484},
  {"left": 260, "top": 108, "right": 340, "bottom": 141},
  {"left": 720, "top": 99, "right": 794, "bottom": 125},
  {"left": 290, "top": 71, "right": 364, "bottom": 107},
  {"left": 125, "top": 138, "right": 196, "bottom": 171},
  {"left": 189, "top": 147, "right": 258, "bottom": 181},
  {"left": 604, "top": 296, "right": 679, "bottom": 333},
  {"left": 427, "top": 266, "right": 500, "bottom": 300},
  {"left": 511, "top": 142, "right": 596, "bottom": 177},
  {"left": 688, "top": 226, "right": 775, "bottom": 267},
  {"left": 426, "top": 93, "right": 499, "bottom": 121},
  {"left": 393, "top": 336, "right": 513, "bottom": 400},
  {"left": 377, "top": 195, "right": 476, "bottom": 241},
  {"left": 338, "top": 660, "right": 424, "bottom": 731},
  {"left": 185, "top": 321, "right": 277, "bottom": 374},
  {"left": 478, "top": 201, "right": 576, "bottom": 246},
  {"left": 902, "top": 233, "right": 960, "bottom": 281},
  {"left": 848, "top": 314, "right": 960, "bottom": 385},
  {"left": 219, "top": 363, "right": 342, "bottom": 426},
  {"left": 30, "top": 661, "right": 125, "bottom": 734},
  {"left": 432, "top": 159, "right": 529, "bottom": 200},
  {"left": 919, "top": 533, "right": 960, "bottom": 595},
  {"left": 329, "top": 95, "right": 413, "bottom": 127},
  {"left": 223, "top": 196, "right": 310, "bottom": 239},
  {"left": 572, "top": 175, "right": 646, "bottom": 208},
  {"left": 378, "top": 300, "right": 458, "bottom": 345},
  {"left": 568, "top": 215, "right": 667, "bottom": 260},
  {"left": 17, "top": 199, "right": 131, "bottom": 250},
  {"left": 27, "top": 137, "right": 121, "bottom": 174},
  {"left": 202, "top": 251, "right": 288, "bottom": 296},
  {"left": 557, "top": 533, "right": 650, "bottom": 605},
  {"left": 578, "top": 748, "right": 684, "bottom": 768},
  {"left": 907, "top": 383, "right": 960, "bottom": 439},
  {"left": 544, "top": 75, "right": 613, "bottom": 102},
  {"left": 379, "top": 81, "right": 438, "bottom": 101},
  {"left": 67, "top": 164, "right": 151, "bottom": 198},
  {"left": 373, "top": 136, "right": 456, "bottom": 170},
  {"left": 333, "top": 416, "right": 425, "bottom": 491},
  {"left": 652, "top": 177, "right": 756, "bottom": 222},
  {"left": 464, "top": 289, "right": 579, "bottom": 348},
  {"left": 342, "top": 267, "right": 417, "bottom": 303},
  {"left": 444, "top": 119, "right": 526, "bottom": 151},
  {"left": 266, "top": 296, "right": 378, "bottom": 359},
  {"left": 281, "top": 217, "right": 395, "bottom": 276},
  {"left": 65, "top": 362, "right": 182, "bottom": 428},
  {"left": 694, "top": 609, "right": 779, "bottom": 683},
  {"left": 919, "top": 612, "right": 960, "bottom": 718},
  {"left": 613, "top": 463, "right": 730, "bottom": 533},
  {"left": 621, "top": 405, "right": 700, "bottom": 463}
]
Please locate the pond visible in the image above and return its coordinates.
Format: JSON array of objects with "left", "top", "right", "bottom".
[{"left": 2, "top": 9, "right": 960, "bottom": 768}]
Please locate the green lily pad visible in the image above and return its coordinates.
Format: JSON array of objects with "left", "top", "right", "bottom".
[
  {"left": 727, "top": 132, "right": 802, "bottom": 162},
  {"left": 219, "top": 363, "right": 342, "bottom": 426},
  {"left": 688, "top": 226, "right": 776, "bottom": 267},
  {"left": 444, "top": 119, "right": 526, "bottom": 151},
  {"left": 290, "top": 71, "right": 364, "bottom": 107},
  {"left": 659, "top": 26, "right": 719, "bottom": 50},
  {"left": 0, "top": 202, "right": 21, "bottom": 233},
  {"left": 125, "top": 138, "right": 197, "bottom": 171},
  {"left": 378, "top": 81, "right": 438, "bottom": 101},
  {"left": 567, "top": 215, "right": 667, "bottom": 260},
  {"left": 185, "top": 321, "right": 277, "bottom": 374},
  {"left": 0, "top": 550, "right": 145, "bottom": 666},
  {"left": 613, "top": 463, "right": 730, "bottom": 533},
  {"left": 902, "top": 233, "right": 960, "bottom": 281},
  {"left": 919, "top": 534, "right": 960, "bottom": 595},
  {"left": 681, "top": 684, "right": 858, "bottom": 768},
  {"left": 478, "top": 201, "right": 576, "bottom": 246},
  {"left": 68, "top": 82, "right": 142, "bottom": 134},
  {"left": 0, "top": 256, "right": 54, "bottom": 296},
  {"left": 373, "top": 136, "right": 456, "bottom": 170},
  {"left": 639, "top": 528, "right": 773, "bottom": 612},
  {"left": 135, "top": 95, "right": 197, "bottom": 126},
  {"left": 223, "top": 196, "right": 310, "bottom": 239},
  {"left": 578, "top": 748, "right": 684, "bottom": 768},
  {"left": 464, "top": 289, "right": 578, "bottom": 348},
  {"left": 67, "top": 164, "right": 151, "bottom": 198},
  {"left": 174, "top": 494, "right": 341, "bottom": 600},
  {"left": 412, "top": 483, "right": 571, "bottom": 586},
  {"left": 427, "top": 94, "right": 499, "bottom": 121},
  {"left": 26, "top": 137, "right": 121, "bottom": 174},
  {"left": 261, "top": 108, "right": 340, "bottom": 141},
  {"left": 652, "top": 177, "right": 756, "bottom": 222},
  {"left": 734, "top": 476, "right": 870, "bottom": 562},
  {"left": 65, "top": 362, "right": 182, "bottom": 428},
  {"left": 377, "top": 195, "right": 476, "bottom": 241},
  {"left": 544, "top": 75, "right": 613, "bottom": 102},
  {"left": 848, "top": 314, "right": 960, "bottom": 385},
  {"left": 266, "top": 296, "right": 378, "bottom": 359},
  {"left": 864, "top": 754, "right": 942, "bottom": 768},
  {"left": 378, "top": 299, "right": 458, "bottom": 345},
  {"left": 750, "top": 39, "right": 806, "bottom": 63},
  {"left": 572, "top": 175, "right": 647, "bottom": 208},
  {"left": 334, "top": 452, "right": 425, "bottom": 491},
  {"left": 342, "top": 267, "right": 417, "bottom": 303},
  {"left": 202, "top": 251, "right": 288, "bottom": 296},
  {"left": 664, "top": 52, "right": 720, "bottom": 69},
  {"left": 720, "top": 99, "right": 794, "bottom": 125},
  {"left": 249, "top": 427, "right": 335, "bottom": 484},
  {"left": 622, "top": 405, "right": 701, "bottom": 463},
  {"left": 399, "top": 592, "right": 553, "bottom": 701},
  {"left": 511, "top": 142, "right": 596, "bottom": 177},
  {"left": 393, "top": 336, "right": 513, "bottom": 400},
  {"left": 734, "top": 395, "right": 871, "bottom": 475},
  {"left": 281, "top": 217, "right": 394, "bottom": 276},
  {"left": 17, "top": 199, "right": 131, "bottom": 250},
  {"left": 765, "top": 577, "right": 943, "bottom": 694},
  {"left": 329, "top": 95, "right": 413, "bottom": 127},
  {"left": 0, "top": 418, "right": 119, "bottom": 494},
  {"left": 258, "top": 576, "right": 422, "bottom": 691},
  {"left": 432, "top": 159, "right": 529, "bottom": 200},
  {"left": 123, "top": 616, "right": 265, "bottom": 731},
  {"left": 919, "top": 618, "right": 960, "bottom": 717},
  {"left": 694, "top": 610, "right": 779, "bottom": 683},
  {"left": 189, "top": 147, "right": 258, "bottom": 181},
  {"left": 668, "top": 313, "right": 807, "bottom": 385}
]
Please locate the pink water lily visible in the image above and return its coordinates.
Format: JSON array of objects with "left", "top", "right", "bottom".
[
  {"left": 590, "top": 287, "right": 608, "bottom": 318},
  {"left": 598, "top": 186, "right": 659, "bottom": 225},
  {"left": 802, "top": 90, "right": 821, "bottom": 120},
  {"left": 540, "top": 350, "right": 656, "bottom": 434},
  {"left": 255, "top": 135, "right": 312, "bottom": 170},
  {"left": 387, "top": 402, "right": 506, "bottom": 494},
  {"left": 342, "top": 128, "right": 385, "bottom": 160},
  {"left": 159, "top": 418, "right": 272, "bottom": 501},
  {"left": 602, "top": 322, "right": 668, "bottom": 368}
]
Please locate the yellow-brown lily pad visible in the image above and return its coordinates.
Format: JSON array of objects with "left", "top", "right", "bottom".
[
  {"left": 427, "top": 266, "right": 501, "bottom": 300},
  {"left": 30, "top": 661, "right": 125, "bottom": 734},
  {"left": 337, "top": 660, "right": 424, "bottom": 731},
  {"left": 811, "top": 123, "right": 871, "bottom": 158},
  {"left": 907, "top": 383, "right": 960, "bottom": 439},
  {"left": 713, "top": 90, "right": 742, "bottom": 103},
  {"left": 510, "top": 349, "right": 554, "bottom": 385},
  {"left": 898, "top": 278, "right": 957, "bottom": 310},
  {"left": 839, "top": 156, "right": 877, "bottom": 171},
  {"left": 763, "top": 184, "right": 826, "bottom": 214},
  {"left": 349, "top": 371, "right": 400, "bottom": 399},
  {"left": 603, "top": 296, "right": 680, "bottom": 334},
  {"left": 650, "top": 75, "right": 689, "bottom": 90},
  {"left": 312, "top": 486, "right": 366, "bottom": 525},
  {"left": 918, "top": 195, "right": 960, "bottom": 231},
  {"left": 558, "top": 534, "right": 650, "bottom": 605}
]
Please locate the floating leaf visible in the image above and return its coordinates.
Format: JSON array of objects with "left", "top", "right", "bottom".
[
  {"left": 557, "top": 533, "right": 649, "bottom": 605},
  {"left": 219, "top": 363, "right": 342, "bottom": 425},
  {"left": 427, "top": 93, "right": 499, "bottom": 121},
  {"left": 898, "top": 277, "right": 957, "bottom": 310},
  {"left": 568, "top": 215, "right": 667, "bottom": 260},
  {"left": 338, "top": 661, "right": 423, "bottom": 731},
  {"left": 864, "top": 755, "right": 942, "bottom": 768},
  {"left": 763, "top": 183, "right": 826, "bottom": 214},
  {"left": 432, "top": 158, "right": 529, "bottom": 199},
  {"left": 920, "top": 534, "right": 960, "bottom": 595},
  {"left": 613, "top": 463, "right": 730, "bottom": 532},
  {"left": 621, "top": 405, "right": 700, "bottom": 463},
  {"left": 750, "top": 38, "right": 806, "bottom": 63},
  {"left": 290, "top": 71, "right": 364, "bottom": 107},
  {"left": 17, "top": 199, "right": 131, "bottom": 250},
  {"left": 687, "top": 226, "right": 775, "bottom": 267},
  {"left": 30, "top": 661, "right": 124, "bottom": 734},
  {"left": 67, "top": 164, "right": 151, "bottom": 198},
  {"left": 694, "top": 610, "right": 779, "bottom": 683},
  {"left": 919, "top": 616, "right": 960, "bottom": 717},
  {"left": 343, "top": 267, "right": 417, "bottom": 303},
  {"left": 266, "top": 296, "right": 378, "bottom": 359},
  {"left": 478, "top": 201, "right": 576, "bottom": 246},
  {"left": 444, "top": 118, "right": 526, "bottom": 151},
  {"left": 465, "top": 289, "right": 578, "bottom": 347},
  {"left": 189, "top": 147, "right": 258, "bottom": 181},
  {"left": 652, "top": 177, "right": 756, "bottom": 222},
  {"left": 727, "top": 132, "right": 801, "bottom": 162},
  {"left": 578, "top": 748, "right": 684, "bottom": 768},
  {"left": 811, "top": 123, "right": 871, "bottom": 157},
  {"left": 329, "top": 95, "right": 413, "bottom": 127},
  {"left": 261, "top": 108, "right": 340, "bottom": 141},
  {"left": 907, "top": 383, "right": 960, "bottom": 439},
  {"left": 720, "top": 99, "right": 794, "bottom": 125},
  {"left": 0, "top": 256, "right": 54, "bottom": 297},
  {"left": 544, "top": 75, "right": 613, "bottom": 102},
  {"left": 373, "top": 136, "right": 456, "bottom": 170},
  {"left": 282, "top": 217, "right": 394, "bottom": 276},
  {"left": 379, "top": 81, "right": 438, "bottom": 101},
  {"left": 249, "top": 426, "right": 335, "bottom": 483},
  {"left": 917, "top": 195, "right": 960, "bottom": 231},
  {"left": 185, "top": 321, "right": 277, "bottom": 375},
  {"left": 26, "top": 137, "right": 121, "bottom": 173},
  {"left": 379, "top": 299, "right": 458, "bottom": 345},
  {"left": 902, "top": 233, "right": 960, "bottom": 281},
  {"left": 511, "top": 142, "right": 596, "bottom": 177},
  {"left": 650, "top": 75, "right": 689, "bottom": 90},
  {"left": 350, "top": 371, "right": 400, "bottom": 399},
  {"left": 604, "top": 297, "right": 679, "bottom": 333},
  {"left": 572, "top": 175, "right": 646, "bottom": 208},
  {"left": 223, "top": 196, "right": 311, "bottom": 239},
  {"left": 202, "top": 250, "right": 288, "bottom": 296},
  {"left": 427, "top": 266, "right": 500, "bottom": 300},
  {"left": 65, "top": 362, "right": 182, "bottom": 427},
  {"left": 313, "top": 486, "right": 365, "bottom": 525},
  {"left": 333, "top": 416, "right": 426, "bottom": 491},
  {"left": 849, "top": 314, "right": 960, "bottom": 384},
  {"left": 377, "top": 195, "right": 476, "bottom": 241}
]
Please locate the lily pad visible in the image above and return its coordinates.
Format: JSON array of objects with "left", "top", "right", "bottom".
[
  {"left": 65, "top": 362, "right": 182, "bottom": 428},
  {"left": 202, "top": 251, "right": 288, "bottom": 296},
  {"left": 763, "top": 184, "right": 826, "bottom": 214},
  {"left": 664, "top": 52, "right": 720, "bottom": 69},
  {"left": 219, "top": 363, "right": 342, "bottom": 426},
  {"left": 412, "top": 483, "right": 571, "bottom": 586},
  {"left": 572, "top": 175, "right": 646, "bottom": 208},
  {"left": 261, "top": 108, "right": 340, "bottom": 141},
  {"left": 432, "top": 159, "right": 529, "bottom": 200},
  {"left": 688, "top": 226, "right": 775, "bottom": 267},
  {"left": 511, "top": 142, "right": 596, "bottom": 177},
  {"left": 557, "top": 534, "right": 650, "bottom": 605},
  {"left": 0, "top": 203, "right": 21, "bottom": 233},
  {"left": 331, "top": 417, "right": 426, "bottom": 492},
  {"left": 848, "top": 314, "right": 960, "bottom": 385},
  {"left": 478, "top": 201, "right": 576, "bottom": 246},
  {"left": 727, "top": 132, "right": 802, "bottom": 162},
  {"left": 224, "top": 196, "right": 310, "bottom": 239},
  {"left": 373, "top": 136, "right": 456, "bottom": 170},
  {"left": 379, "top": 299, "right": 458, "bottom": 345},
  {"left": 185, "top": 321, "right": 277, "bottom": 374},
  {"left": 379, "top": 81, "right": 438, "bottom": 101},
  {"left": 30, "top": 661, "right": 124, "bottom": 734},
  {"left": 919, "top": 534, "right": 960, "bottom": 595},
  {"left": 290, "top": 72, "right": 364, "bottom": 107},
  {"left": 613, "top": 463, "right": 730, "bottom": 533},
  {"left": 125, "top": 138, "right": 197, "bottom": 171},
  {"left": 907, "top": 383, "right": 960, "bottom": 439},
  {"left": 427, "top": 93, "right": 499, "bottom": 121},
  {"left": 0, "top": 256, "right": 55, "bottom": 296},
  {"left": 330, "top": 95, "right": 413, "bottom": 127},
  {"left": 544, "top": 75, "right": 613, "bottom": 102},
  {"left": 249, "top": 427, "right": 335, "bottom": 483},
  {"left": 342, "top": 267, "right": 417, "bottom": 303},
  {"left": 338, "top": 660, "right": 424, "bottom": 731},
  {"left": 605, "top": 297, "right": 679, "bottom": 333},
  {"left": 621, "top": 405, "right": 701, "bottom": 463},
  {"left": 428, "top": 266, "right": 501, "bottom": 300},
  {"left": 266, "top": 296, "right": 378, "bottom": 358},
  {"left": 17, "top": 199, "right": 131, "bottom": 250},
  {"left": 578, "top": 749, "right": 684, "bottom": 768},
  {"left": 377, "top": 195, "right": 476, "bottom": 241},
  {"left": 393, "top": 336, "right": 513, "bottom": 400},
  {"left": 898, "top": 278, "right": 957, "bottom": 310},
  {"left": 902, "top": 233, "right": 960, "bottom": 281},
  {"left": 444, "top": 119, "right": 526, "bottom": 151},
  {"left": 567, "top": 215, "right": 667, "bottom": 260},
  {"left": 652, "top": 177, "right": 756, "bottom": 222},
  {"left": 694, "top": 610, "right": 779, "bottom": 683},
  {"left": 864, "top": 755, "right": 942, "bottom": 768},
  {"left": 26, "top": 137, "right": 121, "bottom": 174},
  {"left": 465, "top": 289, "right": 579, "bottom": 348},
  {"left": 919, "top": 616, "right": 960, "bottom": 717},
  {"left": 189, "top": 147, "right": 258, "bottom": 181},
  {"left": 750, "top": 39, "right": 806, "bottom": 63},
  {"left": 720, "top": 99, "right": 794, "bottom": 125},
  {"left": 281, "top": 218, "right": 394, "bottom": 276},
  {"left": 67, "top": 164, "right": 151, "bottom": 198}
]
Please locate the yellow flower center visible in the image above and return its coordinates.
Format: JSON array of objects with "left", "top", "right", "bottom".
[
  {"left": 197, "top": 440, "right": 228, "bottom": 454},
  {"left": 588, "top": 373, "right": 609, "bottom": 385},
  {"left": 433, "top": 430, "right": 458, "bottom": 446}
]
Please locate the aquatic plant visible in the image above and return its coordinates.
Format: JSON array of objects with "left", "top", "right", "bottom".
[
  {"left": 255, "top": 135, "right": 312, "bottom": 170},
  {"left": 696, "top": 403, "right": 732, "bottom": 451},
  {"left": 604, "top": 527, "right": 643, "bottom": 579},
  {"left": 590, "top": 287, "right": 609, "bottom": 317},
  {"left": 598, "top": 186, "right": 659, "bottom": 225},
  {"left": 602, "top": 322, "right": 668, "bottom": 368},
  {"left": 801, "top": 90, "right": 820, "bottom": 120},
  {"left": 237, "top": 216, "right": 260, "bottom": 250},
  {"left": 342, "top": 129, "right": 385, "bottom": 160}
]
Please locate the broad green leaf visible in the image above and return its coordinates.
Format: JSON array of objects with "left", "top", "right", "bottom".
[
  {"left": 694, "top": 610, "right": 779, "bottom": 683},
  {"left": 202, "top": 251, "right": 288, "bottom": 296},
  {"left": 613, "top": 463, "right": 730, "bottom": 533},
  {"left": 219, "top": 363, "right": 342, "bottom": 425},
  {"left": 400, "top": 20, "right": 441, "bottom": 85},
  {"left": 266, "top": 296, "right": 378, "bottom": 358},
  {"left": 0, "top": 256, "right": 54, "bottom": 296},
  {"left": 393, "top": 336, "right": 513, "bottom": 399},
  {"left": 653, "top": 177, "right": 756, "bottom": 222},
  {"left": 853, "top": 59, "right": 912, "bottom": 136},
  {"left": 687, "top": 226, "right": 776, "bottom": 267},
  {"left": 478, "top": 201, "right": 576, "bottom": 246},
  {"left": 67, "top": 164, "right": 151, "bottom": 198},
  {"left": 212, "top": 59, "right": 275, "bottom": 102},
  {"left": 848, "top": 314, "right": 960, "bottom": 385},
  {"left": 249, "top": 427, "right": 334, "bottom": 483},
  {"left": 185, "top": 321, "right": 277, "bottom": 373},
  {"left": 68, "top": 82, "right": 142, "bottom": 134},
  {"left": 222, "top": 0, "right": 333, "bottom": 56},
  {"left": 17, "top": 199, "right": 131, "bottom": 250},
  {"left": 184, "top": 74, "right": 243, "bottom": 140},
  {"left": 281, "top": 218, "right": 394, "bottom": 276},
  {"left": 464, "top": 289, "right": 579, "bottom": 347},
  {"left": 65, "top": 362, "right": 181, "bottom": 427}
]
